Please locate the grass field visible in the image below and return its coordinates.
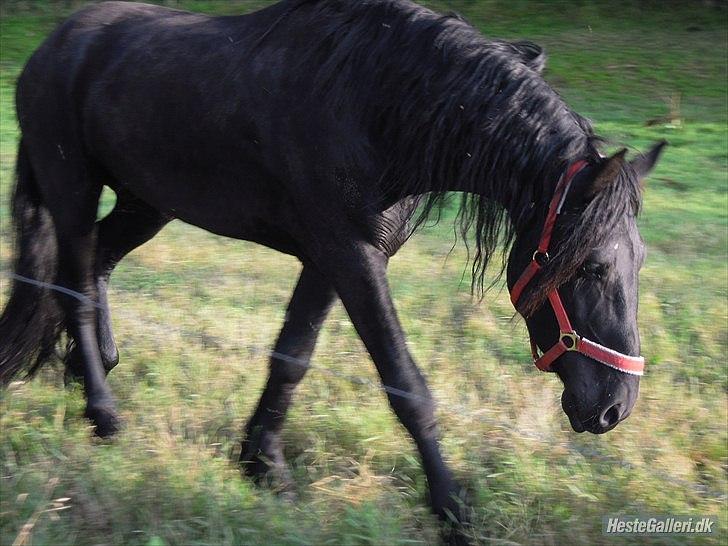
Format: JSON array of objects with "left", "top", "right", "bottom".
[{"left": 0, "top": 1, "right": 726, "bottom": 545}]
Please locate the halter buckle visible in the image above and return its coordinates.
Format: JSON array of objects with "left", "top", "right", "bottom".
[{"left": 560, "top": 332, "right": 579, "bottom": 351}]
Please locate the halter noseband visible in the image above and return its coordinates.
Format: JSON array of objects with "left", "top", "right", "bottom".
[{"left": 509, "top": 160, "right": 645, "bottom": 376}]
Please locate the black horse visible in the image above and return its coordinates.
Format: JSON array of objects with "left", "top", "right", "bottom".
[{"left": 0, "top": 0, "right": 664, "bottom": 541}]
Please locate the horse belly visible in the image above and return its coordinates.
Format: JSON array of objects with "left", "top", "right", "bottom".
[{"left": 103, "top": 154, "right": 303, "bottom": 257}]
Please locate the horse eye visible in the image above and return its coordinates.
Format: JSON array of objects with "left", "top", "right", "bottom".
[{"left": 579, "top": 262, "right": 606, "bottom": 280}]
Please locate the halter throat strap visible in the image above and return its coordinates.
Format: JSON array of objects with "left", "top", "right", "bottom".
[{"left": 509, "top": 160, "right": 645, "bottom": 376}]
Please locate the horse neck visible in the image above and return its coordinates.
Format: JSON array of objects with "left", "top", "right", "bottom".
[
  {"left": 367, "top": 45, "right": 590, "bottom": 216},
  {"left": 300, "top": 0, "right": 592, "bottom": 213},
  {"left": 389, "top": 116, "right": 588, "bottom": 222},
  {"left": 448, "top": 137, "right": 568, "bottom": 207}
]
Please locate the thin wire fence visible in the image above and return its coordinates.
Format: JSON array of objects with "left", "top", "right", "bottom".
[{"left": 3, "top": 271, "right": 727, "bottom": 503}]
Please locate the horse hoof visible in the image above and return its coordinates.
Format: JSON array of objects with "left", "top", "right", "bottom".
[
  {"left": 85, "top": 405, "right": 121, "bottom": 438},
  {"left": 278, "top": 488, "right": 298, "bottom": 504},
  {"left": 435, "top": 483, "right": 474, "bottom": 546},
  {"left": 241, "top": 453, "right": 296, "bottom": 490},
  {"left": 240, "top": 436, "right": 295, "bottom": 493},
  {"left": 443, "top": 529, "right": 473, "bottom": 546}
]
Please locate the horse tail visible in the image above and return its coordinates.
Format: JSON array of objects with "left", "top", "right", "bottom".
[{"left": 0, "top": 139, "right": 64, "bottom": 385}]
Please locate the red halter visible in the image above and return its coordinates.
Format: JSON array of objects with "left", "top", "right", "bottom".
[{"left": 509, "top": 160, "right": 645, "bottom": 376}]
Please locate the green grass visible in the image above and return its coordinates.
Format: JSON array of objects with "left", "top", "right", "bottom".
[{"left": 1, "top": 1, "right": 726, "bottom": 545}]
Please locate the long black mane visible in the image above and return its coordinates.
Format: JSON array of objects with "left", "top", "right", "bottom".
[{"left": 294, "top": 0, "right": 640, "bottom": 305}]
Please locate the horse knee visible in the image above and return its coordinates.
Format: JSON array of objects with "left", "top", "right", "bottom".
[
  {"left": 274, "top": 370, "right": 307, "bottom": 394},
  {"left": 269, "top": 357, "right": 308, "bottom": 388},
  {"left": 388, "top": 390, "right": 439, "bottom": 438}
]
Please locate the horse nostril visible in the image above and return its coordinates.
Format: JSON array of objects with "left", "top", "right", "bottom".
[{"left": 600, "top": 404, "right": 622, "bottom": 429}]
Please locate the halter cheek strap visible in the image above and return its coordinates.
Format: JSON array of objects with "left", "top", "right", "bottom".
[{"left": 510, "top": 160, "right": 645, "bottom": 376}]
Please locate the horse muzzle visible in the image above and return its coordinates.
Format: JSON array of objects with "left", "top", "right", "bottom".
[{"left": 561, "top": 386, "right": 636, "bottom": 434}]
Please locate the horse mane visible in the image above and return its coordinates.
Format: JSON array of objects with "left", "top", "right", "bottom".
[{"left": 295, "top": 0, "right": 640, "bottom": 306}]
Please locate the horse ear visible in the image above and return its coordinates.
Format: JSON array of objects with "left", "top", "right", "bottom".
[
  {"left": 511, "top": 41, "right": 547, "bottom": 73},
  {"left": 587, "top": 148, "right": 627, "bottom": 198},
  {"left": 630, "top": 140, "right": 667, "bottom": 180}
]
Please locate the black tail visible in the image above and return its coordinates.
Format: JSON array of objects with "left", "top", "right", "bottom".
[{"left": 0, "top": 140, "right": 64, "bottom": 384}]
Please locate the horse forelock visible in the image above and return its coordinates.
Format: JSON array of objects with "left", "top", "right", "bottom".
[{"left": 520, "top": 166, "right": 643, "bottom": 315}]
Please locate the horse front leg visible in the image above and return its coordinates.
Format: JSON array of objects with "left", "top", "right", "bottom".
[
  {"left": 317, "top": 243, "right": 470, "bottom": 545},
  {"left": 241, "top": 264, "right": 336, "bottom": 490}
]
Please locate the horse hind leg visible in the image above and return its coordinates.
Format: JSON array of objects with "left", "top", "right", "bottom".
[
  {"left": 96, "top": 193, "right": 171, "bottom": 368},
  {"left": 65, "top": 191, "right": 171, "bottom": 381},
  {"left": 26, "top": 147, "right": 120, "bottom": 436},
  {"left": 241, "top": 264, "right": 336, "bottom": 489}
]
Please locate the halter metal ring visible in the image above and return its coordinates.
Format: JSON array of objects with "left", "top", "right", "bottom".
[
  {"left": 532, "top": 251, "right": 550, "bottom": 266},
  {"left": 560, "top": 332, "right": 579, "bottom": 351}
]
